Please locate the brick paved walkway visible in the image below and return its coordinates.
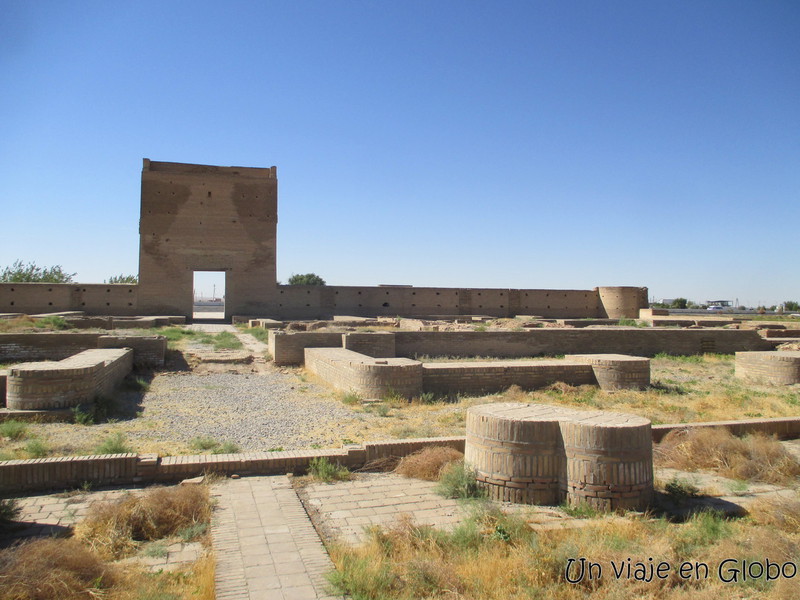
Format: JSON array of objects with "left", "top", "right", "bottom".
[
  {"left": 211, "top": 475, "right": 341, "bottom": 600},
  {"left": 298, "top": 473, "right": 577, "bottom": 545}
]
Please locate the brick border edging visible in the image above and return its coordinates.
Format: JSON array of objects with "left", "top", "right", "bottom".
[
  {"left": 2, "top": 417, "right": 799, "bottom": 494},
  {"left": 650, "top": 416, "right": 800, "bottom": 443}
]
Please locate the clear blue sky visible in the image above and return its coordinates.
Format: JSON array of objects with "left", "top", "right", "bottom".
[{"left": 1, "top": 1, "right": 797, "bottom": 307}]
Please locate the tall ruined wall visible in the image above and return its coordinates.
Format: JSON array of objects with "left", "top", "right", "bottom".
[
  {"left": 271, "top": 285, "right": 612, "bottom": 319},
  {"left": 0, "top": 159, "right": 648, "bottom": 321},
  {"left": 0, "top": 283, "right": 139, "bottom": 316},
  {"left": 0, "top": 282, "right": 646, "bottom": 321},
  {"left": 137, "top": 159, "right": 278, "bottom": 319}
]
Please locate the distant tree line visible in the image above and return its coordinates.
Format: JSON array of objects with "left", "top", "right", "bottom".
[
  {"left": 0, "top": 260, "right": 138, "bottom": 285},
  {"left": 286, "top": 273, "right": 326, "bottom": 286},
  {"left": 0, "top": 260, "right": 76, "bottom": 283}
]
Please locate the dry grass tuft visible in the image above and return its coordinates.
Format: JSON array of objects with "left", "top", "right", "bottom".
[
  {"left": 0, "top": 537, "right": 119, "bottom": 600},
  {"left": 654, "top": 427, "right": 800, "bottom": 485},
  {"left": 748, "top": 495, "right": 800, "bottom": 533},
  {"left": 544, "top": 381, "right": 581, "bottom": 395},
  {"left": 395, "top": 446, "right": 464, "bottom": 481},
  {"left": 75, "top": 484, "right": 212, "bottom": 559},
  {"left": 0, "top": 315, "right": 37, "bottom": 333},
  {"left": 358, "top": 455, "right": 401, "bottom": 472},
  {"left": 330, "top": 504, "right": 800, "bottom": 600}
]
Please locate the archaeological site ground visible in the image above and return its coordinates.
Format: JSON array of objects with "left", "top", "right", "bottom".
[{"left": 1, "top": 161, "right": 799, "bottom": 599}]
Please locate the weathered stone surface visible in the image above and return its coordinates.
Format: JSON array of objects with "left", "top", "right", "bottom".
[{"left": 465, "top": 403, "right": 653, "bottom": 511}]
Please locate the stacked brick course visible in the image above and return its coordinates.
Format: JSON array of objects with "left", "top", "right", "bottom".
[
  {"left": 3, "top": 418, "right": 800, "bottom": 494},
  {"left": 565, "top": 354, "right": 650, "bottom": 390},
  {"left": 304, "top": 348, "right": 423, "bottom": 398},
  {"left": 0, "top": 333, "right": 165, "bottom": 367},
  {"left": 269, "top": 331, "right": 342, "bottom": 366},
  {"left": 342, "top": 332, "right": 396, "bottom": 358},
  {"left": 421, "top": 360, "right": 596, "bottom": 395},
  {"left": 735, "top": 351, "right": 800, "bottom": 385},
  {"left": 270, "top": 329, "right": 772, "bottom": 366},
  {"left": 7, "top": 348, "right": 133, "bottom": 410}
]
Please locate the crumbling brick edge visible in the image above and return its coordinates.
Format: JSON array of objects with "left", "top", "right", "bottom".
[{"left": 2, "top": 417, "right": 799, "bottom": 494}]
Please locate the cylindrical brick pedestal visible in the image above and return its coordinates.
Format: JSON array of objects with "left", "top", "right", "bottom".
[
  {"left": 565, "top": 354, "right": 650, "bottom": 390},
  {"left": 561, "top": 413, "right": 653, "bottom": 511},
  {"left": 465, "top": 402, "right": 653, "bottom": 511},
  {"left": 465, "top": 403, "right": 565, "bottom": 504}
]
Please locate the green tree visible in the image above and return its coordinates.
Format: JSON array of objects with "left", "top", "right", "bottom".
[
  {"left": 0, "top": 260, "right": 76, "bottom": 283},
  {"left": 287, "top": 273, "right": 326, "bottom": 286},
  {"left": 669, "top": 298, "right": 688, "bottom": 309},
  {"left": 784, "top": 300, "right": 799, "bottom": 312},
  {"left": 105, "top": 274, "right": 139, "bottom": 284}
]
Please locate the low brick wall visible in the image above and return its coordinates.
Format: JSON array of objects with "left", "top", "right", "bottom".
[
  {"left": 2, "top": 417, "right": 799, "bottom": 494},
  {"left": 269, "top": 331, "right": 342, "bottom": 365},
  {"left": 0, "top": 333, "right": 165, "bottom": 368},
  {"left": 394, "top": 329, "right": 771, "bottom": 358},
  {"left": 98, "top": 335, "right": 166, "bottom": 367},
  {"left": 651, "top": 417, "right": 800, "bottom": 443},
  {"left": 342, "top": 332, "right": 396, "bottom": 358},
  {"left": 735, "top": 351, "right": 800, "bottom": 385},
  {"left": 565, "top": 354, "right": 650, "bottom": 390},
  {"left": 0, "top": 454, "right": 139, "bottom": 492},
  {"left": 305, "top": 347, "right": 423, "bottom": 399},
  {"left": 422, "top": 360, "right": 596, "bottom": 395},
  {"left": 762, "top": 329, "right": 800, "bottom": 338},
  {"left": 0, "top": 437, "right": 465, "bottom": 493},
  {"left": 308, "top": 347, "right": 652, "bottom": 397},
  {"left": 0, "top": 333, "right": 104, "bottom": 362},
  {"left": 268, "top": 329, "right": 773, "bottom": 366},
  {"left": 6, "top": 348, "right": 134, "bottom": 410}
]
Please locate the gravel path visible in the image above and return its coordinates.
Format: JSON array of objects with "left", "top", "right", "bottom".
[{"left": 131, "top": 369, "right": 366, "bottom": 451}]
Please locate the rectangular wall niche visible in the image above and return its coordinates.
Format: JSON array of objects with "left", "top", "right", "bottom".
[{"left": 193, "top": 271, "right": 226, "bottom": 321}]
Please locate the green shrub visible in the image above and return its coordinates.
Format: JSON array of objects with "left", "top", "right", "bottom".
[
  {"left": 210, "top": 331, "right": 243, "bottom": 350},
  {"left": 617, "top": 318, "right": 645, "bottom": 327},
  {"left": 177, "top": 522, "right": 208, "bottom": 542},
  {"left": 664, "top": 477, "right": 700, "bottom": 504},
  {"left": 72, "top": 406, "right": 94, "bottom": 425},
  {"left": 308, "top": 457, "right": 351, "bottom": 482},
  {"left": 92, "top": 395, "right": 116, "bottom": 422},
  {"left": 340, "top": 392, "right": 362, "bottom": 406},
  {"left": 123, "top": 376, "right": 150, "bottom": 392},
  {"left": 418, "top": 392, "right": 436, "bottom": 404},
  {"left": 246, "top": 327, "right": 270, "bottom": 343},
  {"left": 560, "top": 501, "right": 601, "bottom": 518},
  {"left": 33, "top": 315, "right": 70, "bottom": 330},
  {"left": 0, "top": 419, "right": 28, "bottom": 440},
  {"left": 216, "top": 441, "right": 240, "bottom": 454},
  {"left": 95, "top": 433, "right": 133, "bottom": 455},
  {"left": 0, "top": 498, "right": 21, "bottom": 526},
  {"left": 435, "top": 461, "right": 485, "bottom": 499},
  {"left": 24, "top": 438, "right": 49, "bottom": 458},
  {"left": 189, "top": 437, "right": 219, "bottom": 452},
  {"left": 189, "top": 437, "right": 240, "bottom": 454}
]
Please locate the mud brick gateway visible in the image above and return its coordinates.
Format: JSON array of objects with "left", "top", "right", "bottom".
[
  {"left": 465, "top": 403, "right": 654, "bottom": 510},
  {"left": 0, "top": 160, "right": 648, "bottom": 321}
]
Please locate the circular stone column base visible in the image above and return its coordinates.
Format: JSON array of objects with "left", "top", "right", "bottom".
[{"left": 465, "top": 402, "right": 653, "bottom": 511}]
